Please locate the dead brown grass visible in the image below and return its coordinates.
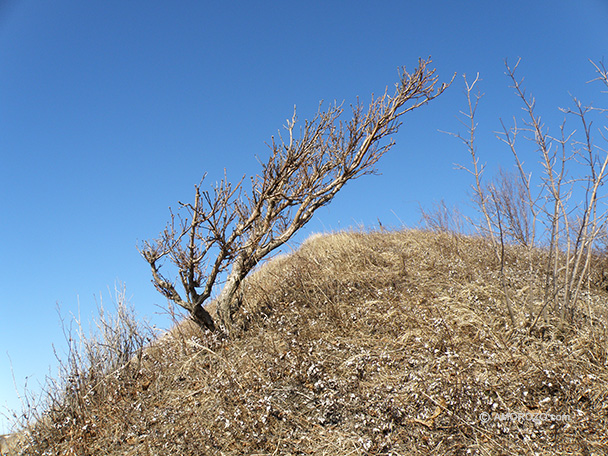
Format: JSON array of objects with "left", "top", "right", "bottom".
[{"left": 18, "top": 229, "right": 608, "bottom": 455}]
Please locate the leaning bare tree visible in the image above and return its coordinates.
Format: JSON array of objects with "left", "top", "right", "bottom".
[{"left": 140, "top": 58, "right": 450, "bottom": 334}]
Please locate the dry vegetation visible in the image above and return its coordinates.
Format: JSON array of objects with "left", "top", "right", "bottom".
[{"left": 13, "top": 229, "right": 608, "bottom": 455}]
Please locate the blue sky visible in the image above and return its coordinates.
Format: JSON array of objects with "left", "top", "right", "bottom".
[{"left": 1, "top": 0, "right": 607, "bottom": 431}]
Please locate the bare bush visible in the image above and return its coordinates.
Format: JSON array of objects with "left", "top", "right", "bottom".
[
  {"left": 452, "top": 59, "right": 608, "bottom": 326},
  {"left": 486, "top": 167, "right": 534, "bottom": 247},
  {"left": 419, "top": 199, "right": 465, "bottom": 234},
  {"left": 14, "top": 285, "right": 153, "bottom": 453},
  {"left": 140, "top": 58, "right": 451, "bottom": 334}
]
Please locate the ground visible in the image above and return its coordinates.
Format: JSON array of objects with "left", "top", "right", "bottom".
[{"left": 15, "top": 230, "right": 608, "bottom": 455}]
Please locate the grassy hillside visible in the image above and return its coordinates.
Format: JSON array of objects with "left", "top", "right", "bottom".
[{"left": 16, "top": 230, "right": 608, "bottom": 455}]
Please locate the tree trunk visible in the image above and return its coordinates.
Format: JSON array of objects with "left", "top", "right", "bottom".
[
  {"left": 215, "top": 253, "right": 249, "bottom": 333},
  {"left": 191, "top": 303, "right": 216, "bottom": 332}
]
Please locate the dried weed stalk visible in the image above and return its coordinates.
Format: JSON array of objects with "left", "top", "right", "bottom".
[{"left": 13, "top": 285, "right": 154, "bottom": 454}]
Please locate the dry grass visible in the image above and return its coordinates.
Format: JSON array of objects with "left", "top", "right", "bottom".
[{"left": 16, "top": 229, "right": 608, "bottom": 455}]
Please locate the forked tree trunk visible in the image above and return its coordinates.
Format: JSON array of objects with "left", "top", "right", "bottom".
[
  {"left": 188, "top": 253, "right": 252, "bottom": 333},
  {"left": 214, "top": 253, "right": 251, "bottom": 332}
]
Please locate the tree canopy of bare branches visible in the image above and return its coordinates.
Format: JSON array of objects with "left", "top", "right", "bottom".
[{"left": 140, "top": 58, "right": 450, "bottom": 334}]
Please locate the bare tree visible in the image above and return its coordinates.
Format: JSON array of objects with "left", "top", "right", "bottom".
[
  {"left": 446, "top": 74, "right": 500, "bottom": 253},
  {"left": 451, "top": 58, "right": 608, "bottom": 327},
  {"left": 140, "top": 58, "right": 450, "bottom": 333},
  {"left": 498, "top": 59, "right": 608, "bottom": 325}
]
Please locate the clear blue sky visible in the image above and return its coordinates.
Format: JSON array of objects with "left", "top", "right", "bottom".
[{"left": 1, "top": 0, "right": 607, "bottom": 432}]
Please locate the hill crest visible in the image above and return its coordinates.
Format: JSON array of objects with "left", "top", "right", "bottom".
[{"left": 14, "top": 229, "right": 608, "bottom": 455}]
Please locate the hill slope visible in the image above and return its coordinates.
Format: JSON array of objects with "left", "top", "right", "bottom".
[{"left": 19, "top": 230, "right": 608, "bottom": 455}]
